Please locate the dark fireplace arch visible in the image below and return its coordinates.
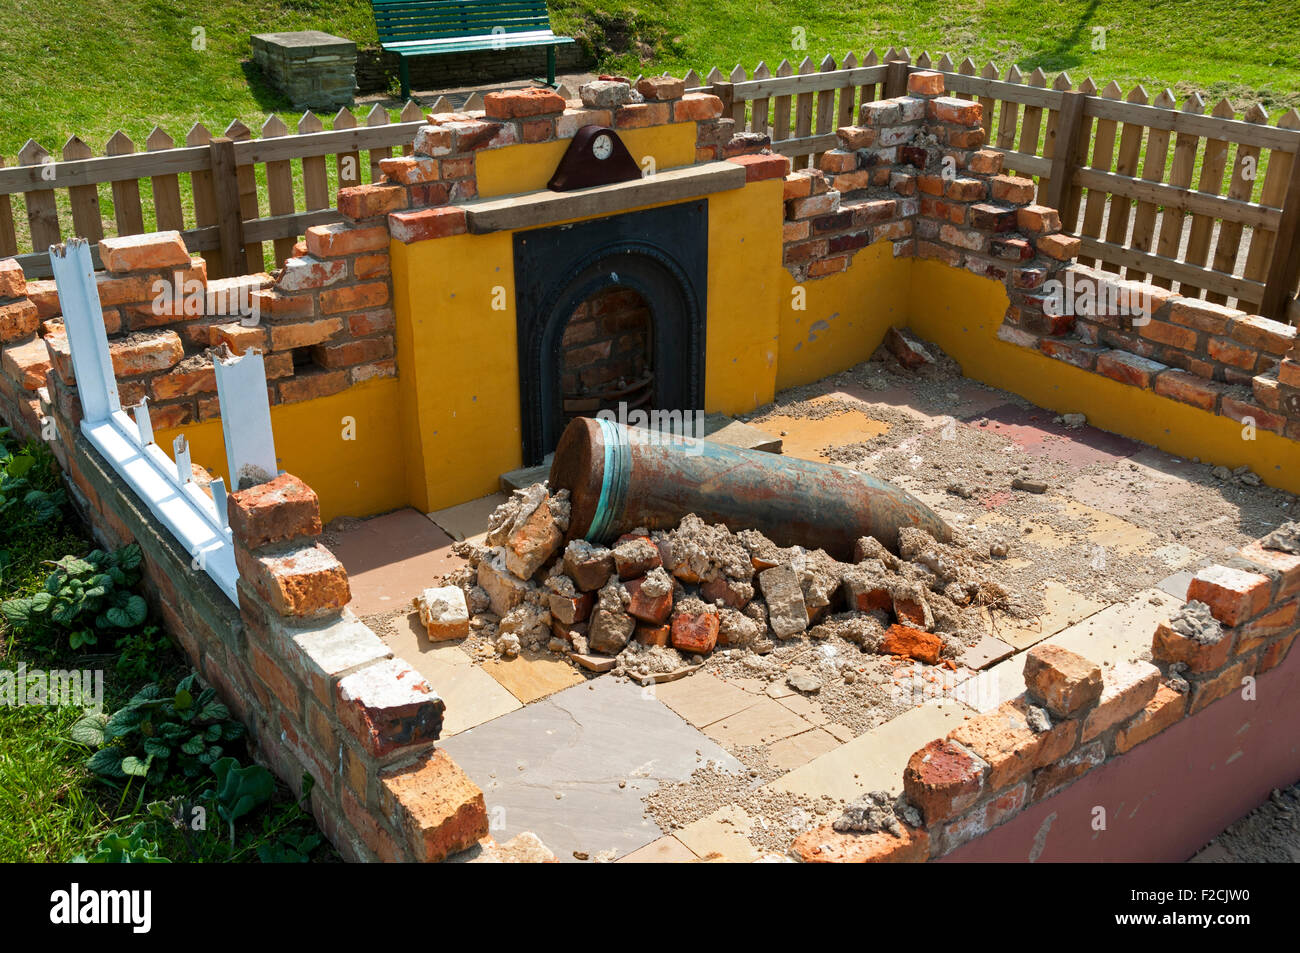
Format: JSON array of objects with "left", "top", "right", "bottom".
[{"left": 513, "top": 201, "right": 708, "bottom": 465}]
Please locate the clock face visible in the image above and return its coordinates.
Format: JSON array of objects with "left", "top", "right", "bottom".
[{"left": 592, "top": 133, "right": 613, "bottom": 160}]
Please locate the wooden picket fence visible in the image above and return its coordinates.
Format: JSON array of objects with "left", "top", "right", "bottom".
[
  {"left": 688, "top": 49, "right": 1300, "bottom": 323},
  {"left": 0, "top": 101, "right": 430, "bottom": 280},
  {"left": 2, "top": 52, "right": 1297, "bottom": 322}
]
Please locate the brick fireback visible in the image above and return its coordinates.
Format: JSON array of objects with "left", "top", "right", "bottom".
[{"left": 559, "top": 285, "right": 653, "bottom": 417}]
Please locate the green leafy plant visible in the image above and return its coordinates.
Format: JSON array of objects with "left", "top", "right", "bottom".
[
  {"left": 73, "top": 822, "right": 170, "bottom": 863},
  {"left": 1, "top": 544, "right": 146, "bottom": 649},
  {"left": 73, "top": 672, "right": 245, "bottom": 788},
  {"left": 0, "top": 428, "right": 65, "bottom": 554},
  {"left": 256, "top": 828, "right": 323, "bottom": 863},
  {"left": 211, "top": 757, "right": 276, "bottom": 848},
  {"left": 114, "top": 625, "right": 173, "bottom": 682}
]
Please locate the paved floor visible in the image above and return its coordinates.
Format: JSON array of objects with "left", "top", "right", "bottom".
[
  {"left": 439, "top": 677, "right": 741, "bottom": 862},
  {"left": 324, "top": 364, "right": 1293, "bottom": 861}
]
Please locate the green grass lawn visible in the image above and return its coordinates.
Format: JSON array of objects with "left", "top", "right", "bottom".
[
  {"left": 1, "top": 0, "right": 1297, "bottom": 162},
  {"left": 0, "top": 431, "right": 331, "bottom": 862},
  {"left": 0, "top": 2, "right": 1295, "bottom": 268}
]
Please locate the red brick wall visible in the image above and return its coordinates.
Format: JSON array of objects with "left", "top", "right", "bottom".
[
  {"left": 792, "top": 526, "right": 1300, "bottom": 863},
  {"left": 33, "top": 372, "right": 487, "bottom": 862}
]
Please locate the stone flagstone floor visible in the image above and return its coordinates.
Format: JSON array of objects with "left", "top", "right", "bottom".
[{"left": 326, "top": 362, "right": 1296, "bottom": 861}]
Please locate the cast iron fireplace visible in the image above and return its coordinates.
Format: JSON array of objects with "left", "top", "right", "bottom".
[{"left": 514, "top": 201, "right": 708, "bottom": 465}]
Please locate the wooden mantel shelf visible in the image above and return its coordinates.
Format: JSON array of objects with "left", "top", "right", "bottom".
[{"left": 462, "top": 161, "right": 747, "bottom": 233}]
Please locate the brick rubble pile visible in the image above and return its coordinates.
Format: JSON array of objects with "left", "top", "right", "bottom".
[{"left": 415, "top": 481, "right": 1011, "bottom": 681}]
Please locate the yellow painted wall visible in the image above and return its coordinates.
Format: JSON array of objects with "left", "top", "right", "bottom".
[
  {"left": 390, "top": 128, "right": 785, "bottom": 512},
  {"left": 191, "top": 126, "right": 1298, "bottom": 519},
  {"left": 390, "top": 230, "right": 522, "bottom": 513},
  {"left": 154, "top": 376, "right": 408, "bottom": 523},
  {"left": 907, "top": 259, "right": 1300, "bottom": 493},
  {"left": 476, "top": 123, "right": 697, "bottom": 197},
  {"left": 703, "top": 178, "right": 783, "bottom": 415},
  {"left": 775, "top": 241, "right": 911, "bottom": 391}
]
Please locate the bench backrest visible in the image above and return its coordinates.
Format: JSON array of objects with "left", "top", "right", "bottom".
[{"left": 371, "top": 0, "right": 557, "bottom": 42}]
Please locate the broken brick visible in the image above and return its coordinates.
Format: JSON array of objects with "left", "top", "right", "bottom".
[
  {"left": 670, "top": 609, "right": 720, "bottom": 654},
  {"left": 1022, "top": 644, "right": 1103, "bottom": 718},
  {"left": 236, "top": 541, "right": 351, "bottom": 619},
  {"left": 227, "top": 472, "right": 322, "bottom": 549},
  {"left": 1186, "top": 565, "right": 1272, "bottom": 627},
  {"left": 613, "top": 534, "right": 662, "bottom": 578},
  {"left": 416, "top": 585, "right": 470, "bottom": 641},
  {"left": 625, "top": 576, "right": 673, "bottom": 625},
  {"left": 98, "top": 231, "right": 191, "bottom": 273},
  {"left": 337, "top": 659, "right": 444, "bottom": 757},
  {"left": 903, "top": 738, "right": 989, "bottom": 825},
  {"left": 792, "top": 824, "right": 930, "bottom": 863},
  {"left": 881, "top": 624, "right": 942, "bottom": 664}
]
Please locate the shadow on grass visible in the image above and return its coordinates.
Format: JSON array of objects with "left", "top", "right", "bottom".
[{"left": 1017, "top": 0, "right": 1101, "bottom": 77}]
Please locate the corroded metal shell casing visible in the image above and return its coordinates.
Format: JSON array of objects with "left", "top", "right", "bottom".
[{"left": 549, "top": 417, "right": 952, "bottom": 558}]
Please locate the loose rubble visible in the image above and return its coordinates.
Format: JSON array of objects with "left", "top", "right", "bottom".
[
  {"left": 1169, "top": 600, "right": 1224, "bottom": 645},
  {"left": 430, "top": 482, "right": 1012, "bottom": 684},
  {"left": 832, "top": 790, "right": 921, "bottom": 836}
]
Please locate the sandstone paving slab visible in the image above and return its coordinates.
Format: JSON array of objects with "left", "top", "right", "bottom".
[
  {"left": 673, "top": 805, "right": 762, "bottom": 863},
  {"left": 427, "top": 491, "right": 507, "bottom": 544},
  {"left": 616, "top": 835, "right": 700, "bottom": 863},
  {"left": 1158, "top": 569, "right": 1195, "bottom": 600},
  {"left": 439, "top": 676, "right": 742, "bottom": 862},
  {"left": 766, "top": 699, "right": 966, "bottom": 802},
  {"left": 988, "top": 580, "right": 1107, "bottom": 650},
  {"left": 481, "top": 651, "right": 586, "bottom": 704},
  {"left": 962, "top": 633, "right": 1016, "bottom": 670},
  {"left": 774, "top": 690, "right": 830, "bottom": 726},
  {"left": 654, "top": 671, "right": 759, "bottom": 728},
  {"left": 702, "top": 696, "right": 814, "bottom": 748},
  {"left": 765, "top": 728, "right": 843, "bottom": 772},
  {"left": 380, "top": 610, "right": 520, "bottom": 734},
  {"left": 328, "top": 507, "right": 461, "bottom": 616},
  {"left": 1046, "top": 586, "right": 1178, "bottom": 667}
]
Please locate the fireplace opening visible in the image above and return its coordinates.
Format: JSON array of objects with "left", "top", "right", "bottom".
[
  {"left": 559, "top": 286, "right": 654, "bottom": 426},
  {"left": 514, "top": 201, "right": 708, "bottom": 465}
]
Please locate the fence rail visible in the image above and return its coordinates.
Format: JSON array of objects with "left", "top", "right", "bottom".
[
  {"left": 0, "top": 101, "right": 428, "bottom": 279},
  {"left": 692, "top": 49, "right": 1300, "bottom": 323},
  {"left": 3, "top": 52, "right": 1299, "bottom": 323}
]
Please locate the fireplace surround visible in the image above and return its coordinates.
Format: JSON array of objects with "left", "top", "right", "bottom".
[{"left": 513, "top": 201, "right": 709, "bottom": 464}]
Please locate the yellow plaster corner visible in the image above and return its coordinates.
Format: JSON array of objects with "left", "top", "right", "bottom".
[
  {"left": 776, "top": 241, "right": 910, "bottom": 391},
  {"left": 154, "top": 375, "right": 408, "bottom": 524}
]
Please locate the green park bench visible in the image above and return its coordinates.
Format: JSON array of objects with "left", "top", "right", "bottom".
[{"left": 370, "top": 0, "right": 575, "bottom": 100}]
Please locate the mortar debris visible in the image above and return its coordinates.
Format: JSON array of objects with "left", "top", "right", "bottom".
[
  {"left": 1261, "top": 521, "right": 1300, "bottom": 554},
  {"left": 1170, "top": 600, "right": 1224, "bottom": 644},
  {"left": 641, "top": 748, "right": 837, "bottom": 856},
  {"left": 437, "top": 483, "right": 1010, "bottom": 685},
  {"left": 738, "top": 350, "right": 1298, "bottom": 615},
  {"left": 833, "top": 790, "right": 921, "bottom": 836},
  {"left": 1193, "top": 781, "right": 1300, "bottom": 863},
  {"left": 1025, "top": 705, "right": 1052, "bottom": 733}
]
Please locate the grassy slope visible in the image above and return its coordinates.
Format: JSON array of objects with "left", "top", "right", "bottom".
[{"left": 0, "top": 0, "right": 1297, "bottom": 159}]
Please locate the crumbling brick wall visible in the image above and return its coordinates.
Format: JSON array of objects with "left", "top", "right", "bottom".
[
  {"left": 772, "top": 69, "right": 1300, "bottom": 445},
  {"left": 792, "top": 528, "right": 1299, "bottom": 863},
  {"left": 0, "top": 227, "right": 398, "bottom": 445},
  {"left": 35, "top": 369, "right": 489, "bottom": 861}
]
